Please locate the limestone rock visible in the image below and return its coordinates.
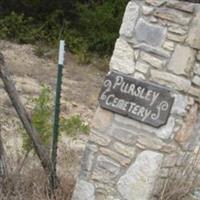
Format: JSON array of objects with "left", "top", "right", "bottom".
[
  {"left": 194, "top": 63, "right": 200, "bottom": 75},
  {"left": 142, "top": 5, "right": 154, "bottom": 15},
  {"left": 145, "top": 0, "right": 166, "bottom": 7},
  {"left": 163, "top": 40, "right": 175, "bottom": 51},
  {"left": 192, "top": 75, "right": 200, "bottom": 87},
  {"left": 113, "top": 142, "right": 135, "bottom": 158},
  {"left": 90, "top": 130, "right": 111, "bottom": 146},
  {"left": 112, "top": 127, "right": 137, "bottom": 145},
  {"left": 107, "top": 196, "right": 120, "bottom": 200},
  {"left": 133, "top": 72, "right": 146, "bottom": 80},
  {"left": 133, "top": 43, "right": 170, "bottom": 58},
  {"left": 117, "top": 151, "right": 163, "bottom": 200},
  {"left": 167, "top": 1, "right": 194, "bottom": 13},
  {"left": 135, "top": 61, "right": 150, "bottom": 74},
  {"left": 135, "top": 18, "right": 167, "bottom": 47},
  {"left": 187, "top": 11, "right": 200, "bottom": 49},
  {"left": 81, "top": 144, "right": 98, "bottom": 173},
  {"left": 92, "top": 107, "right": 113, "bottom": 131},
  {"left": 171, "top": 93, "right": 187, "bottom": 116},
  {"left": 140, "top": 51, "right": 165, "bottom": 69},
  {"left": 100, "top": 147, "right": 131, "bottom": 166},
  {"left": 167, "top": 32, "right": 187, "bottom": 43},
  {"left": 167, "top": 45, "right": 195, "bottom": 76},
  {"left": 154, "top": 116, "right": 175, "bottom": 140},
  {"left": 110, "top": 38, "right": 135, "bottom": 74},
  {"left": 154, "top": 8, "right": 191, "bottom": 25},
  {"left": 196, "top": 52, "right": 200, "bottom": 62},
  {"left": 97, "top": 155, "right": 120, "bottom": 175},
  {"left": 188, "top": 86, "right": 200, "bottom": 99},
  {"left": 119, "top": 2, "right": 139, "bottom": 38},
  {"left": 115, "top": 114, "right": 175, "bottom": 140},
  {"left": 168, "top": 25, "right": 187, "bottom": 35},
  {"left": 151, "top": 69, "right": 191, "bottom": 92},
  {"left": 136, "top": 135, "right": 166, "bottom": 151},
  {"left": 150, "top": 16, "right": 158, "bottom": 23},
  {"left": 72, "top": 180, "right": 95, "bottom": 200},
  {"left": 92, "top": 168, "right": 116, "bottom": 184}
]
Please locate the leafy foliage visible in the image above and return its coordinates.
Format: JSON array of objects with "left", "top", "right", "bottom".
[
  {"left": 76, "top": 0, "right": 128, "bottom": 55},
  {"left": 21, "top": 86, "right": 52, "bottom": 152},
  {"left": 0, "top": 12, "right": 35, "bottom": 43},
  {"left": 0, "top": 0, "right": 128, "bottom": 58},
  {"left": 21, "top": 86, "right": 89, "bottom": 152},
  {"left": 60, "top": 115, "right": 90, "bottom": 137}
]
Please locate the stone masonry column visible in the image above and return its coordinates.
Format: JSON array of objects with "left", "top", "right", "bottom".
[{"left": 72, "top": 0, "right": 200, "bottom": 199}]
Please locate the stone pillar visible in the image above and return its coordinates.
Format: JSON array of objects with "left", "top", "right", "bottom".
[{"left": 72, "top": 0, "right": 200, "bottom": 199}]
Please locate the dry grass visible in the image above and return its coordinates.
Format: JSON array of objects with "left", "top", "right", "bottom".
[
  {"left": 0, "top": 169, "right": 74, "bottom": 200},
  {"left": 0, "top": 137, "right": 85, "bottom": 200},
  {"left": 159, "top": 147, "right": 200, "bottom": 200}
]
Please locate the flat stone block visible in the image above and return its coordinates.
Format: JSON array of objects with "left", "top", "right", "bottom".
[
  {"left": 187, "top": 11, "right": 200, "bottom": 49},
  {"left": 167, "top": 1, "right": 195, "bottom": 13},
  {"left": 81, "top": 144, "right": 98, "bottom": 173},
  {"left": 97, "top": 155, "right": 120, "bottom": 175},
  {"left": 117, "top": 151, "right": 163, "bottom": 200},
  {"left": 194, "top": 63, "right": 200, "bottom": 75},
  {"left": 112, "top": 126, "right": 137, "bottom": 145},
  {"left": 100, "top": 147, "right": 131, "bottom": 167},
  {"left": 136, "top": 135, "right": 166, "bottom": 151},
  {"left": 154, "top": 8, "right": 192, "bottom": 25},
  {"left": 151, "top": 69, "right": 191, "bottom": 92},
  {"left": 188, "top": 86, "right": 200, "bottom": 99},
  {"left": 196, "top": 52, "right": 200, "bottom": 62},
  {"left": 145, "top": 0, "right": 166, "bottom": 7},
  {"left": 140, "top": 51, "right": 165, "bottom": 69},
  {"left": 135, "top": 61, "right": 150, "bottom": 74},
  {"left": 92, "top": 107, "right": 113, "bottom": 131},
  {"left": 135, "top": 18, "right": 167, "bottom": 47},
  {"left": 120, "top": 1, "right": 140, "bottom": 38},
  {"left": 90, "top": 130, "right": 111, "bottom": 146},
  {"left": 110, "top": 38, "right": 135, "bottom": 74},
  {"left": 168, "top": 25, "right": 187, "bottom": 35},
  {"left": 154, "top": 116, "right": 175, "bottom": 140},
  {"left": 92, "top": 168, "right": 116, "bottom": 184},
  {"left": 133, "top": 72, "right": 146, "bottom": 80},
  {"left": 142, "top": 5, "right": 154, "bottom": 15},
  {"left": 72, "top": 180, "right": 95, "bottom": 200},
  {"left": 115, "top": 114, "right": 175, "bottom": 140},
  {"left": 171, "top": 93, "right": 187, "bottom": 116},
  {"left": 167, "top": 45, "right": 195, "bottom": 76},
  {"left": 163, "top": 40, "right": 175, "bottom": 51},
  {"left": 113, "top": 142, "right": 136, "bottom": 158},
  {"left": 167, "top": 32, "right": 187, "bottom": 43},
  {"left": 192, "top": 75, "right": 200, "bottom": 86}
]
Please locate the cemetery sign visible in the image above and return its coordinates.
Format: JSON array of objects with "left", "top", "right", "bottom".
[{"left": 99, "top": 71, "right": 174, "bottom": 127}]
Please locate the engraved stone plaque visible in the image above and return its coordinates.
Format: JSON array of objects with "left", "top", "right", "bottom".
[{"left": 99, "top": 71, "right": 174, "bottom": 127}]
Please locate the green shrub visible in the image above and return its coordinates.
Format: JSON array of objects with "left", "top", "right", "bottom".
[
  {"left": 21, "top": 86, "right": 90, "bottom": 152},
  {"left": 0, "top": 0, "right": 128, "bottom": 59},
  {"left": 21, "top": 86, "right": 52, "bottom": 152},
  {"left": 0, "top": 12, "right": 35, "bottom": 43},
  {"left": 76, "top": 0, "right": 128, "bottom": 56},
  {"left": 60, "top": 115, "right": 90, "bottom": 137}
]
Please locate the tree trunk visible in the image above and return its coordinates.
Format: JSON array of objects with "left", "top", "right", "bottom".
[{"left": 0, "top": 53, "right": 53, "bottom": 179}]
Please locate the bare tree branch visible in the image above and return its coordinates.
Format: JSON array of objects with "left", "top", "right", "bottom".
[{"left": 0, "top": 52, "right": 52, "bottom": 178}]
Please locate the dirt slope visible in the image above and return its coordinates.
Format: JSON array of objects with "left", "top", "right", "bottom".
[{"left": 0, "top": 40, "right": 106, "bottom": 194}]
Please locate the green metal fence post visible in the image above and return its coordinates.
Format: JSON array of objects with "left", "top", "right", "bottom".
[{"left": 51, "top": 40, "right": 65, "bottom": 189}]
